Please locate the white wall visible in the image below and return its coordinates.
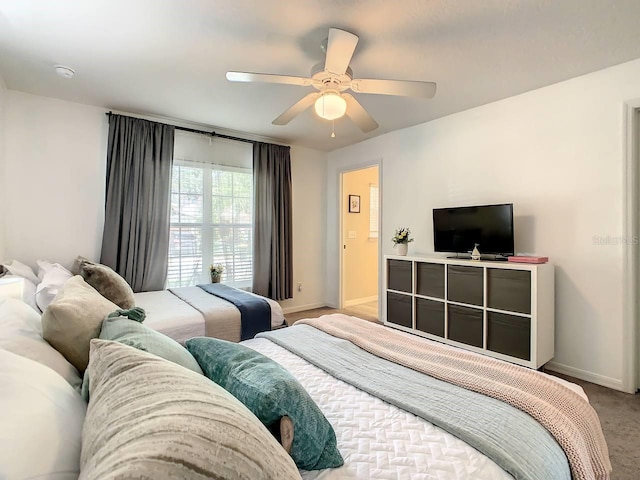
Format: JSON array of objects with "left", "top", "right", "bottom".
[
  {"left": 327, "top": 58, "right": 640, "bottom": 391},
  {"left": 0, "top": 74, "right": 6, "bottom": 261},
  {"left": 3, "top": 91, "right": 108, "bottom": 270},
  {"left": 279, "top": 145, "right": 328, "bottom": 313}
]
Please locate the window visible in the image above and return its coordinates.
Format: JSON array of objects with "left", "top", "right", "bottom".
[
  {"left": 168, "top": 135, "right": 253, "bottom": 288},
  {"left": 369, "top": 183, "right": 379, "bottom": 239}
]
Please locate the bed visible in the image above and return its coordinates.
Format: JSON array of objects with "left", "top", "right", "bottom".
[
  {"left": 134, "top": 286, "right": 285, "bottom": 344},
  {"left": 0, "top": 290, "right": 611, "bottom": 479},
  {"left": 243, "top": 314, "right": 611, "bottom": 480}
]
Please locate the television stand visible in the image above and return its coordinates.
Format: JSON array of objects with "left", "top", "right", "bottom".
[
  {"left": 447, "top": 254, "right": 509, "bottom": 262},
  {"left": 383, "top": 254, "right": 555, "bottom": 369}
]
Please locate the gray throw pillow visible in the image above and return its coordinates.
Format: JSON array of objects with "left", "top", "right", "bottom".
[
  {"left": 78, "top": 261, "right": 135, "bottom": 309},
  {"left": 81, "top": 339, "right": 301, "bottom": 480},
  {"left": 41, "top": 276, "right": 119, "bottom": 372},
  {"left": 71, "top": 255, "right": 93, "bottom": 275}
]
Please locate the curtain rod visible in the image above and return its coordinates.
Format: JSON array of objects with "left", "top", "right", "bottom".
[{"left": 105, "top": 111, "right": 254, "bottom": 144}]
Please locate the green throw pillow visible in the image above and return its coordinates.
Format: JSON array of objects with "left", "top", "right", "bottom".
[
  {"left": 186, "top": 337, "right": 343, "bottom": 471},
  {"left": 82, "top": 312, "right": 203, "bottom": 400}
]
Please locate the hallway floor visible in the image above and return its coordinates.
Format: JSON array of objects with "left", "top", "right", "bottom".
[{"left": 285, "top": 301, "right": 379, "bottom": 324}]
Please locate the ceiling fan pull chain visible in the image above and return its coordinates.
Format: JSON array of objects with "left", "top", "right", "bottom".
[{"left": 331, "top": 119, "right": 336, "bottom": 138}]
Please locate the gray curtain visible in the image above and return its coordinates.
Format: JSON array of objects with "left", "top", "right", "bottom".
[
  {"left": 100, "top": 114, "right": 175, "bottom": 292},
  {"left": 252, "top": 142, "right": 293, "bottom": 300}
]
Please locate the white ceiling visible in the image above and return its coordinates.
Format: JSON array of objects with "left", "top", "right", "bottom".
[{"left": 1, "top": 0, "right": 640, "bottom": 151}]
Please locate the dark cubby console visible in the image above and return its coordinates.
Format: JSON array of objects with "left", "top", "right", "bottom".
[{"left": 383, "top": 255, "right": 554, "bottom": 369}]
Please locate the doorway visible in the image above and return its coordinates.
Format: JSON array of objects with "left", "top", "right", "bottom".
[
  {"left": 624, "top": 102, "right": 640, "bottom": 393},
  {"left": 339, "top": 165, "right": 380, "bottom": 320}
]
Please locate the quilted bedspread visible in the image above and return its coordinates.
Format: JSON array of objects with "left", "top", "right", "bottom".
[
  {"left": 257, "top": 325, "right": 571, "bottom": 480},
  {"left": 244, "top": 337, "right": 512, "bottom": 480},
  {"left": 295, "top": 315, "right": 610, "bottom": 480}
]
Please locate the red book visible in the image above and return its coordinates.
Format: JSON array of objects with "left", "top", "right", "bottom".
[{"left": 507, "top": 256, "right": 549, "bottom": 264}]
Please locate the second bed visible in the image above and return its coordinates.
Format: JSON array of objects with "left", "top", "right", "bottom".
[{"left": 134, "top": 286, "right": 285, "bottom": 344}]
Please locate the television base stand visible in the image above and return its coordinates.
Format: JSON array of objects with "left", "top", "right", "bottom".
[
  {"left": 447, "top": 254, "right": 509, "bottom": 262},
  {"left": 447, "top": 254, "right": 471, "bottom": 260}
]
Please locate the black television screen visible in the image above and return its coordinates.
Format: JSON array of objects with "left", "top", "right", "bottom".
[{"left": 433, "top": 203, "right": 514, "bottom": 255}]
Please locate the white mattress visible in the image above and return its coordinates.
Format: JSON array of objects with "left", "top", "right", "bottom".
[
  {"left": 133, "top": 289, "right": 285, "bottom": 344},
  {"left": 243, "top": 337, "right": 588, "bottom": 480}
]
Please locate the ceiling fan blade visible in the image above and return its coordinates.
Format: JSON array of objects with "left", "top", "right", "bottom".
[
  {"left": 272, "top": 92, "right": 321, "bottom": 125},
  {"left": 324, "top": 28, "right": 359, "bottom": 76},
  {"left": 343, "top": 94, "right": 378, "bottom": 133},
  {"left": 226, "top": 71, "right": 313, "bottom": 87},
  {"left": 350, "top": 78, "right": 437, "bottom": 98}
]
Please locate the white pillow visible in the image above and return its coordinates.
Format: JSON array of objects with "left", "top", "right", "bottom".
[
  {"left": 36, "top": 259, "right": 70, "bottom": 281},
  {"left": 36, "top": 261, "right": 73, "bottom": 312},
  {"left": 0, "top": 297, "right": 82, "bottom": 390},
  {"left": 2, "top": 274, "right": 39, "bottom": 312},
  {"left": 3, "top": 259, "right": 39, "bottom": 285},
  {"left": 0, "top": 348, "right": 86, "bottom": 480}
]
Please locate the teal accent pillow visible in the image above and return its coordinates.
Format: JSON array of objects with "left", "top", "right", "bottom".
[
  {"left": 186, "top": 337, "right": 343, "bottom": 471},
  {"left": 82, "top": 313, "right": 203, "bottom": 400}
]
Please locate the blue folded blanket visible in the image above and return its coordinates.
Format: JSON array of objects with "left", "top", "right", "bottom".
[{"left": 197, "top": 283, "right": 271, "bottom": 340}]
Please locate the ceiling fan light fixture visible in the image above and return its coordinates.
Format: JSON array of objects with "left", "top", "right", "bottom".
[{"left": 314, "top": 91, "right": 347, "bottom": 120}]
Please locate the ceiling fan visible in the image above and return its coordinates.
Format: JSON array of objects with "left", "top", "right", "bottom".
[{"left": 226, "top": 28, "right": 437, "bottom": 134}]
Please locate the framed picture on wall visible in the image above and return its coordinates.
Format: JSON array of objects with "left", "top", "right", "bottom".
[{"left": 349, "top": 194, "right": 360, "bottom": 213}]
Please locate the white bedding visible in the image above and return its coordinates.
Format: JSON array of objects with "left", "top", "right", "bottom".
[
  {"left": 134, "top": 288, "right": 284, "bottom": 344},
  {"left": 243, "top": 336, "right": 587, "bottom": 480},
  {"left": 134, "top": 290, "right": 205, "bottom": 344}
]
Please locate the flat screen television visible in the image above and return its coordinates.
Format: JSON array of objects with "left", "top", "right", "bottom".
[{"left": 433, "top": 203, "right": 514, "bottom": 257}]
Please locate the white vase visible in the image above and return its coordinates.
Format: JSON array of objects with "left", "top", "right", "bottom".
[{"left": 396, "top": 243, "right": 408, "bottom": 256}]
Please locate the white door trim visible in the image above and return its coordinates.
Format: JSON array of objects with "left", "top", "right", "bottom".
[
  {"left": 337, "top": 160, "right": 383, "bottom": 313},
  {"left": 623, "top": 100, "right": 640, "bottom": 393}
]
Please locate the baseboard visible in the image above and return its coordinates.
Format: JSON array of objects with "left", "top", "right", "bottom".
[
  {"left": 281, "top": 303, "right": 327, "bottom": 315},
  {"left": 343, "top": 296, "right": 378, "bottom": 307},
  {"left": 545, "top": 361, "right": 626, "bottom": 392}
]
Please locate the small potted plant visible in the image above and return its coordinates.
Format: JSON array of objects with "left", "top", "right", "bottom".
[
  {"left": 392, "top": 227, "right": 414, "bottom": 256},
  {"left": 209, "top": 264, "right": 225, "bottom": 283}
]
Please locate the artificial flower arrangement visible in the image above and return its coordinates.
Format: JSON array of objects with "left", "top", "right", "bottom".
[
  {"left": 209, "top": 264, "right": 225, "bottom": 282},
  {"left": 392, "top": 227, "right": 414, "bottom": 246}
]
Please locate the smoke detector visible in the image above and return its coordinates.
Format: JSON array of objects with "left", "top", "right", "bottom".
[{"left": 54, "top": 65, "right": 75, "bottom": 79}]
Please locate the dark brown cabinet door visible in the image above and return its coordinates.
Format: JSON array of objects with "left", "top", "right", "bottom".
[
  {"left": 387, "top": 292, "right": 412, "bottom": 328},
  {"left": 487, "top": 269, "right": 531, "bottom": 314},
  {"left": 447, "top": 265, "right": 483, "bottom": 306},
  {"left": 416, "top": 298, "right": 445, "bottom": 337},
  {"left": 448, "top": 304, "right": 483, "bottom": 347},
  {"left": 487, "top": 312, "right": 531, "bottom": 360},
  {"left": 416, "top": 263, "right": 445, "bottom": 298},
  {"left": 388, "top": 260, "right": 412, "bottom": 293}
]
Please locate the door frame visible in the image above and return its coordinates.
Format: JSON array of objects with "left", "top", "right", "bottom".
[
  {"left": 623, "top": 100, "right": 640, "bottom": 393},
  {"left": 338, "top": 160, "right": 382, "bottom": 314}
]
